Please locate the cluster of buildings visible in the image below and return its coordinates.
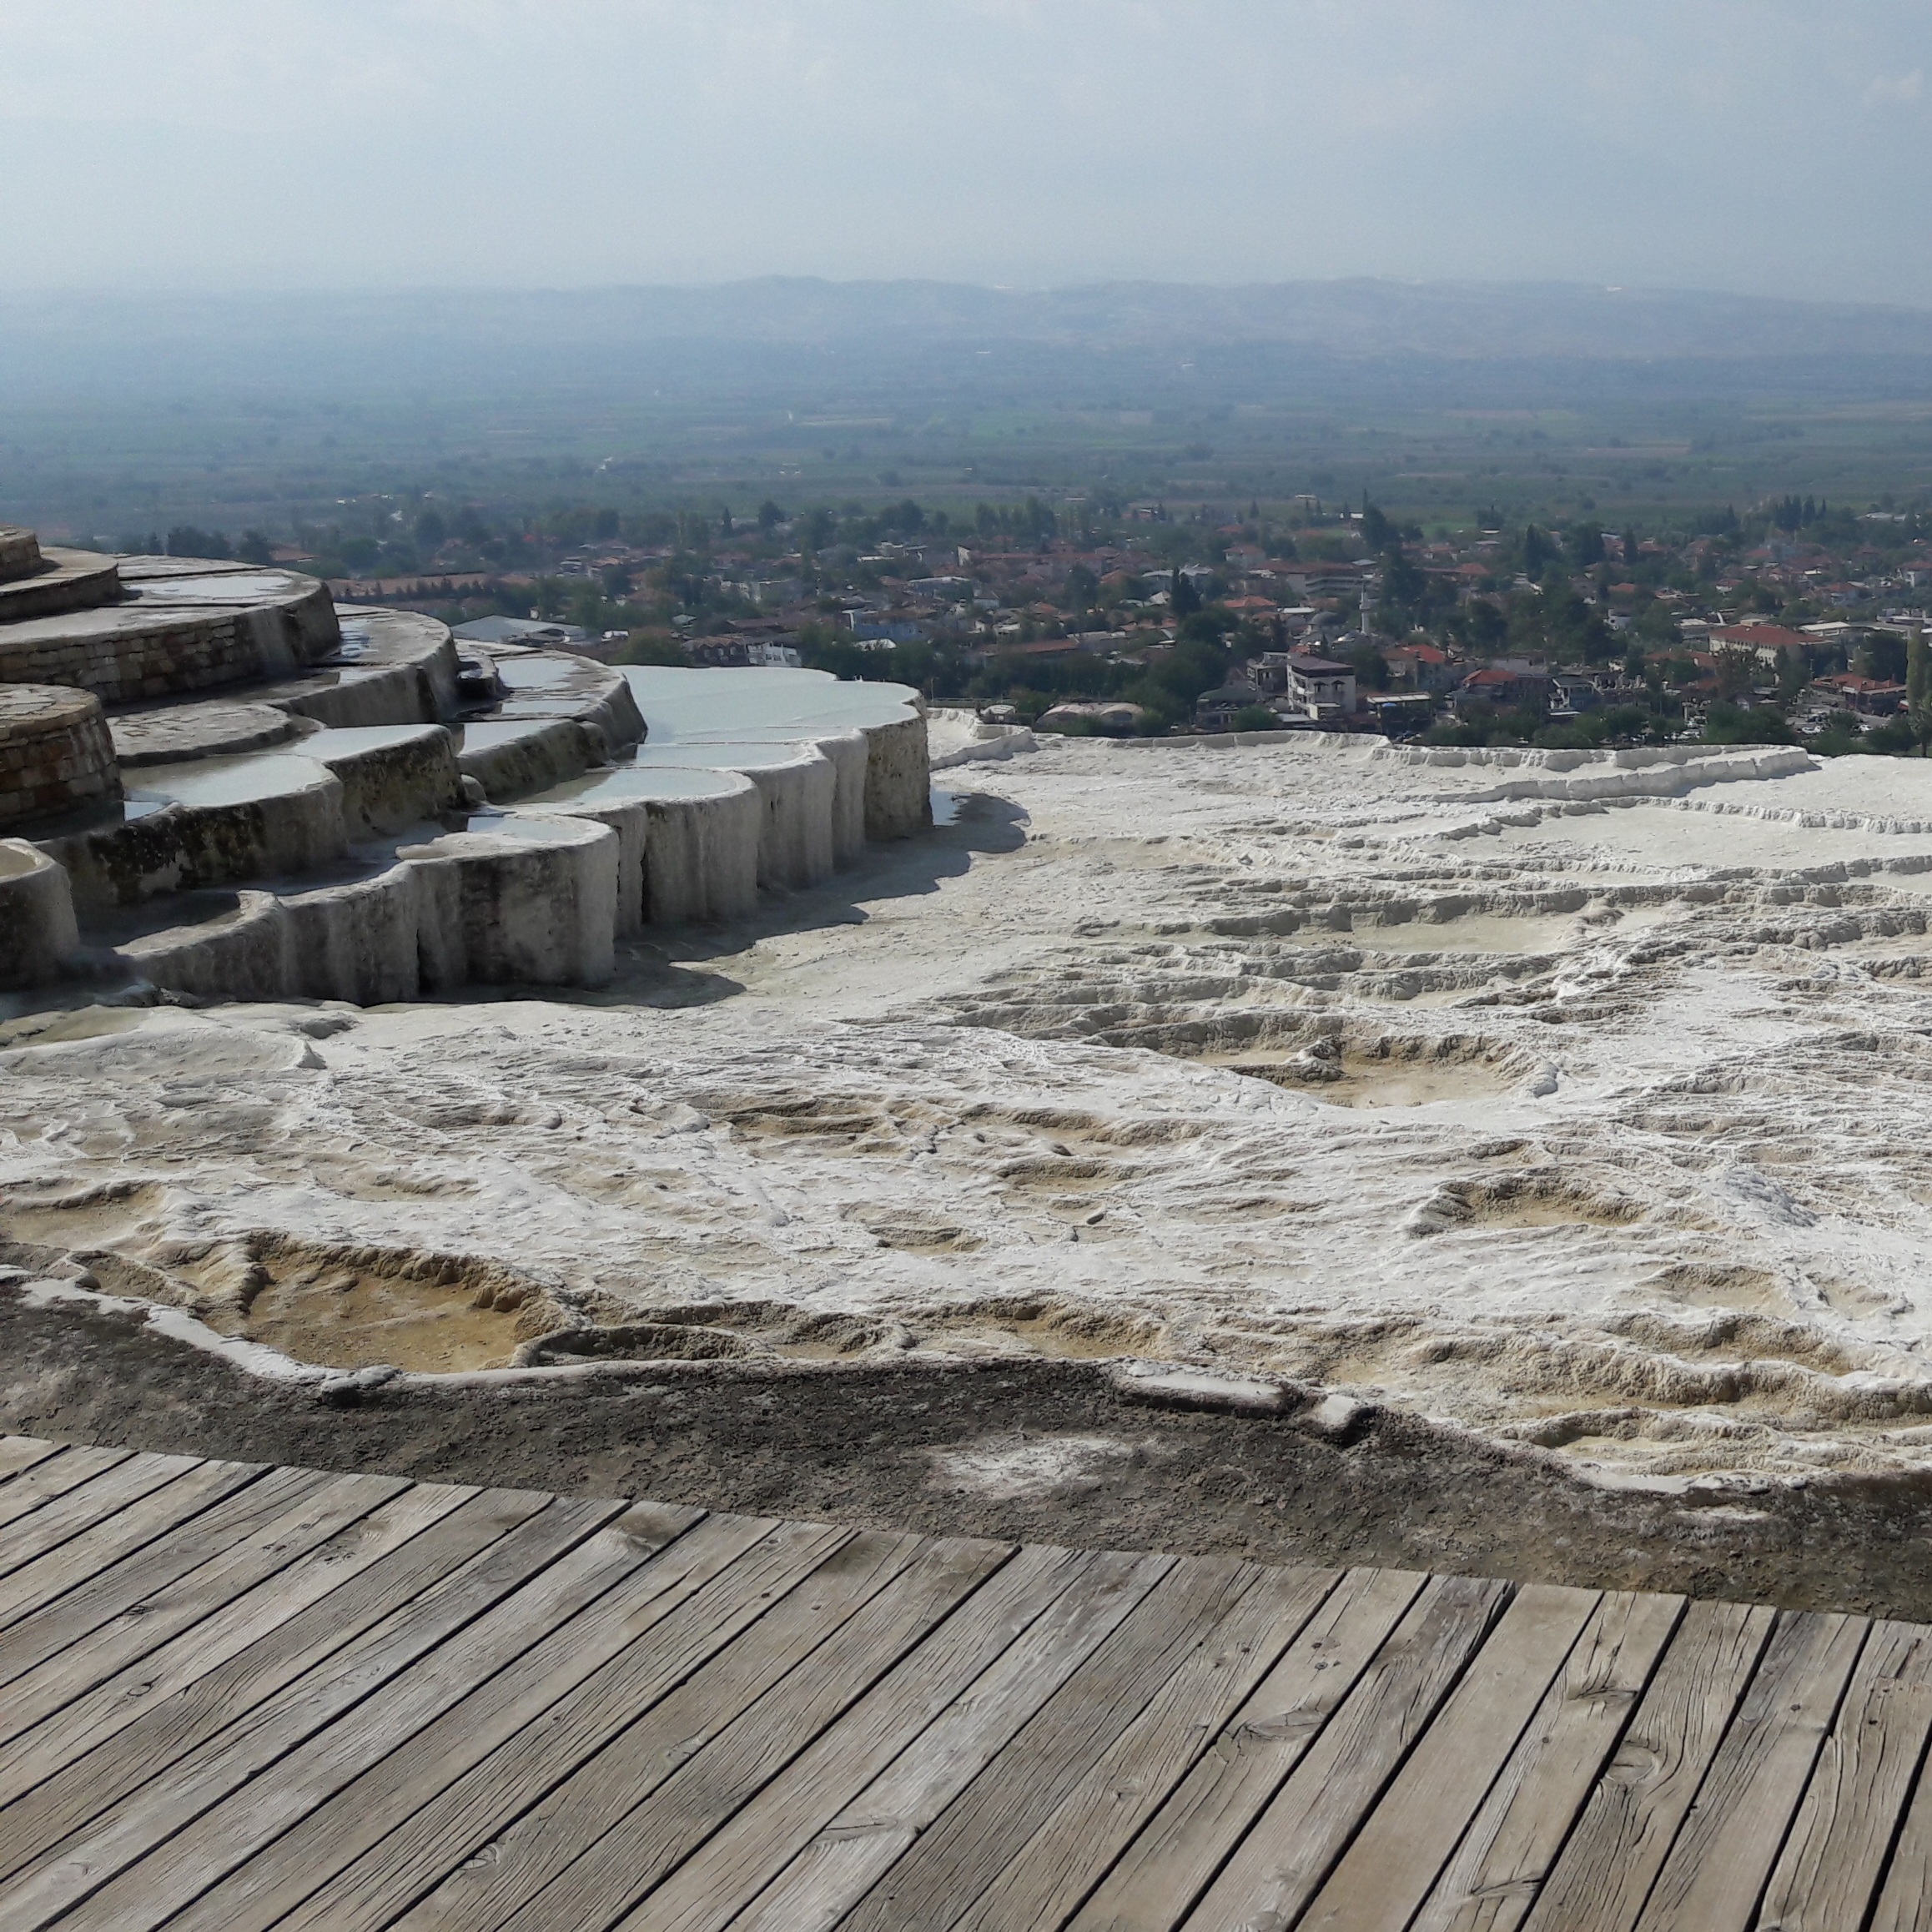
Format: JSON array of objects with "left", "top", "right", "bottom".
[{"left": 336, "top": 499, "right": 1932, "bottom": 743}]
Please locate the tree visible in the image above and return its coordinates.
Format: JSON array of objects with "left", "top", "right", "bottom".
[
  {"left": 413, "top": 508, "right": 446, "bottom": 550},
  {"left": 1777, "top": 647, "right": 1809, "bottom": 705},
  {"left": 757, "top": 500, "right": 784, "bottom": 534},
  {"left": 1705, "top": 701, "right": 1795, "bottom": 746},
  {"left": 1909, "top": 626, "right": 1932, "bottom": 752},
  {"left": 165, "top": 526, "right": 232, "bottom": 560},
  {"left": 1170, "top": 570, "right": 1202, "bottom": 619},
  {"left": 1465, "top": 600, "right": 1508, "bottom": 652}
]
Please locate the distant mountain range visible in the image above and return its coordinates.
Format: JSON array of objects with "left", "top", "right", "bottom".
[{"left": 8, "top": 279, "right": 1932, "bottom": 407}]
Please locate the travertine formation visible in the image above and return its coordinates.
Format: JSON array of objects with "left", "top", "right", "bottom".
[
  {"left": 0, "top": 527, "right": 928, "bottom": 1005},
  {"left": 18, "top": 727, "right": 1932, "bottom": 1493},
  {"left": 0, "top": 686, "right": 120, "bottom": 830}
]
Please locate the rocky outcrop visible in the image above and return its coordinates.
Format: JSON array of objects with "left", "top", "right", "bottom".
[
  {"left": 863, "top": 709, "right": 933, "bottom": 838},
  {"left": 0, "top": 840, "right": 80, "bottom": 991},
  {"left": 0, "top": 686, "right": 121, "bottom": 830}
]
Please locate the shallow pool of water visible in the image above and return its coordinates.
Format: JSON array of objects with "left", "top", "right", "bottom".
[
  {"left": 527, "top": 766, "right": 748, "bottom": 807},
  {"left": 122, "top": 571, "right": 301, "bottom": 605},
  {"left": 126, "top": 751, "right": 329, "bottom": 808},
  {"left": 455, "top": 812, "right": 602, "bottom": 847},
  {"left": 299, "top": 726, "right": 444, "bottom": 759},
  {"left": 631, "top": 740, "right": 828, "bottom": 773},
  {"left": 623, "top": 667, "right": 918, "bottom": 743}
]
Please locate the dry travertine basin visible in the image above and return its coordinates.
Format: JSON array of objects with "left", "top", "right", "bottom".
[{"left": 17, "top": 729, "right": 1932, "bottom": 1492}]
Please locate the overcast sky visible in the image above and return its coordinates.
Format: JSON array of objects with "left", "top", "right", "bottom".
[{"left": 3, "top": 0, "right": 1929, "bottom": 301}]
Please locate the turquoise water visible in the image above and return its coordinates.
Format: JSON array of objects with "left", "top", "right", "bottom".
[{"left": 621, "top": 667, "right": 918, "bottom": 744}]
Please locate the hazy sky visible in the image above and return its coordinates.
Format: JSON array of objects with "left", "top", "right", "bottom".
[{"left": 4, "top": 0, "right": 1930, "bottom": 300}]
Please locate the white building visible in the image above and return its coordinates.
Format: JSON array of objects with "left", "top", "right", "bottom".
[{"left": 1285, "top": 654, "right": 1357, "bottom": 719}]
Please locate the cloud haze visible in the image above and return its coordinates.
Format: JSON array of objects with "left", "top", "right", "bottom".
[{"left": 3, "top": 1, "right": 1929, "bottom": 299}]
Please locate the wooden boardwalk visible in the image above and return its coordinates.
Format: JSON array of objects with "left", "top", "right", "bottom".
[{"left": 0, "top": 1436, "right": 1929, "bottom": 1930}]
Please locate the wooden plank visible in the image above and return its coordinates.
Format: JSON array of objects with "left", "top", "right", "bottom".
[
  {"left": 0, "top": 1491, "right": 621, "bottom": 1929},
  {"left": 1068, "top": 1567, "right": 1426, "bottom": 1932},
  {"left": 1760, "top": 1619, "right": 1932, "bottom": 1932},
  {"left": 0, "top": 1446, "right": 141, "bottom": 1547},
  {"left": 0, "top": 1456, "right": 265, "bottom": 1633},
  {"left": 172, "top": 1510, "right": 779, "bottom": 1932},
  {"left": 1409, "top": 1590, "right": 1685, "bottom": 1932},
  {"left": 1176, "top": 1572, "right": 1513, "bottom": 1932},
  {"left": 1630, "top": 1610, "right": 1868, "bottom": 1932},
  {"left": 833, "top": 1555, "right": 1267, "bottom": 1932},
  {"left": 39, "top": 1497, "right": 694, "bottom": 1932},
  {"left": 1862, "top": 1630, "right": 1932, "bottom": 1932},
  {"left": 637, "top": 1545, "right": 1112, "bottom": 1932},
  {"left": 0, "top": 1446, "right": 129, "bottom": 1533},
  {"left": 1300, "top": 1584, "right": 1604, "bottom": 1932},
  {"left": 0, "top": 1464, "right": 351, "bottom": 1702},
  {"left": 0, "top": 1480, "right": 475, "bottom": 1797},
  {"left": 945, "top": 1565, "right": 1339, "bottom": 1932},
  {"left": 273, "top": 1517, "right": 852, "bottom": 1932},
  {"left": 1519, "top": 1600, "right": 1801, "bottom": 1932},
  {"left": 386, "top": 1525, "right": 913, "bottom": 1932},
  {"left": 0, "top": 1483, "right": 534, "bottom": 1881},
  {"left": 541, "top": 1535, "right": 1016, "bottom": 1932},
  {"left": 1493, "top": 1598, "right": 1776, "bottom": 1932},
  {"left": 0, "top": 1440, "right": 62, "bottom": 1486}
]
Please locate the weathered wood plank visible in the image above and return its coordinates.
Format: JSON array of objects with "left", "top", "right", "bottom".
[
  {"left": 0, "top": 1464, "right": 353, "bottom": 1704},
  {"left": 0, "top": 1480, "right": 475, "bottom": 1799},
  {"left": 1296, "top": 1584, "right": 1605, "bottom": 1932},
  {"left": 0, "top": 1482, "right": 518, "bottom": 1873},
  {"left": 269, "top": 1517, "right": 847, "bottom": 1932},
  {"left": 636, "top": 1545, "right": 1106, "bottom": 1932},
  {"left": 947, "top": 1564, "right": 1338, "bottom": 1932},
  {"left": 45, "top": 1498, "right": 691, "bottom": 1932},
  {"left": 0, "top": 1446, "right": 131, "bottom": 1537},
  {"left": 1177, "top": 1572, "right": 1513, "bottom": 1932},
  {"left": 1762, "top": 1620, "right": 1932, "bottom": 1932},
  {"left": 558, "top": 1534, "right": 1016, "bottom": 1932},
  {"left": 1520, "top": 1597, "right": 1775, "bottom": 1932},
  {"left": 1409, "top": 1590, "right": 1685, "bottom": 1932},
  {"left": 1068, "top": 1566, "right": 1426, "bottom": 1932},
  {"left": 0, "top": 1450, "right": 188, "bottom": 1581},
  {"left": 0, "top": 1457, "right": 265, "bottom": 1635},
  {"left": 0, "top": 1440, "right": 62, "bottom": 1487},
  {"left": 390, "top": 1526, "right": 919, "bottom": 1932},
  {"left": 1866, "top": 1692, "right": 1932, "bottom": 1932},
  {"left": 1632, "top": 1610, "right": 1868, "bottom": 1932},
  {"left": 178, "top": 1512, "right": 788, "bottom": 1932},
  {"left": 835, "top": 1556, "right": 1269, "bottom": 1932},
  {"left": 0, "top": 1492, "right": 620, "bottom": 1929}
]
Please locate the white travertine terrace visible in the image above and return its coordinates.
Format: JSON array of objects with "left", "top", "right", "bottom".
[
  {"left": 0, "top": 528, "right": 930, "bottom": 1005},
  {"left": 25, "top": 727, "right": 1932, "bottom": 1491}
]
